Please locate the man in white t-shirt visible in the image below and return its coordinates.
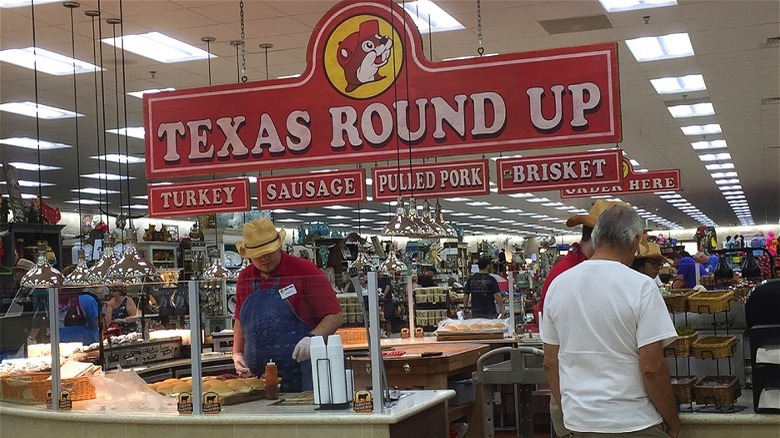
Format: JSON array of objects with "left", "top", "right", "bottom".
[{"left": 541, "top": 204, "right": 680, "bottom": 438}]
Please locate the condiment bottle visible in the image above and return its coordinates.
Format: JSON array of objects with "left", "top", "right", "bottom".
[{"left": 265, "top": 359, "right": 279, "bottom": 400}]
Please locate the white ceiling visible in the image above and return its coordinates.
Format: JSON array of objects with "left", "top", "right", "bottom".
[{"left": 1, "top": 0, "right": 778, "bottom": 237}]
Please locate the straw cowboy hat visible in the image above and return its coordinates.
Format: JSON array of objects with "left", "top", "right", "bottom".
[
  {"left": 634, "top": 236, "right": 672, "bottom": 264},
  {"left": 236, "top": 218, "right": 286, "bottom": 259},
  {"left": 566, "top": 199, "right": 628, "bottom": 228},
  {"left": 13, "top": 258, "right": 35, "bottom": 272}
]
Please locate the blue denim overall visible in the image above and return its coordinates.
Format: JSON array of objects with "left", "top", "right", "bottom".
[{"left": 241, "top": 278, "right": 313, "bottom": 393}]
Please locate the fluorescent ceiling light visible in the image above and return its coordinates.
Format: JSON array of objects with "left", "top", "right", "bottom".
[
  {"left": 129, "top": 204, "right": 148, "bottom": 210},
  {"left": 698, "top": 153, "right": 731, "bottom": 162},
  {"left": 133, "top": 195, "right": 149, "bottom": 200},
  {"left": 0, "top": 179, "right": 54, "bottom": 187},
  {"left": 365, "top": 178, "right": 373, "bottom": 186},
  {"left": 91, "top": 154, "right": 145, "bottom": 164},
  {"left": 526, "top": 197, "right": 550, "bottom": 203},
  {"left": 650, "top": 74, "right": 705, "bottom": 94},
  {"left": 8, "top": 161, "right": 61, "bottom": 171},
  {"left": 443, "top": 53, "right": 498, "bottom": 61},
  {"left": 366, "top": 196, "right": 373, "bottom": 202},
  {"left": 450, "top": 212, "right": 471, "bottom": 217},
  {"left": 625, "top": 33, "right": 693, "bottom": 62},
  {"left": 356, "top": 209, "right": 377, "bottom": 214},
  {"left": 508, "top": 193, "right": 534, "bottom": 198},
  {"left": 0, "top": 47, "right": 101, "bottom": 75},
  {"left": 1, "top": 0, "right": 60, "bottom": 7},
  {"left": 542, "top": 202, "right": 564, "bottom": 207},
  {"left": 722, "top": 191, "right": 743, "bottom": 196},
  {"left": 276, "top": 74, "right": 301, "bottom": 79},
  {"left": 323, "top": 205, "right": 352, "bottom": 210},
  {"left": 444, "top": 197, "right": 471, "bottom": 202},
  {"left": 270, "top": 209, "right": 295, "bottom": 213},
  {"left": 275, "top": 218, "right": 302, "bottom": 223},
  {"left": 710, "top": 172, "right": 738, "bottom": 179},
  {"left": 0, "top": 137, "right": 71, "bottom": 150},
  {"left": 719, "top": 185, "right": 742, "bottom": 190},
  {"left": 692, "top": 140, "right": 727, "bottom": 150},
  {"left": 681, "top": 124, "right": 721, "bottom": 135},
  {"left": 297, "top": 212, "right": 324, "bottom": 217},
  {"left": 81, "top": 172, "right": 133, "bottom": 180},
  {"left": 402, "top": 0, "right": 465, "bottom": 34},
  {"left": 107, "top": 127, "right": 145, "bottom": 139},
  {"left": 71, "top": 187, "right": 119, "bottom": 195},
  {"left": 659, "top": 194, "right": 681, "bottom": 199},
  {"left": 0, "top": 101, "right": 82, "bottom": 119},
  {"left": 668, "top": 102, "right": 714, "bottom": 118},
  {"left": 103, "top": 32, "right": 213, "bottom": 63},
  {"left": 466, "top": 201, "right": 491, "bottom": 206},
  {"left": 724, "top": 195, "right": 745, "bottom": 200},
  {"left": 485, "top": 206, "right": 503, "bottom": 210},
  {"left": 376, "top": 212, "right": 396, "bottom": 217},
  {"left": 705, "top": 163, "right": 734, "bottom": 170},
  {"left": 328, "top": 215, "right": 351, "bottom": 220},
  {"left": 65, "top": 199, "right": 101, "bottom": 205},
  {"left": 127, "top": 88, "right": 176, "bottom": 98}
]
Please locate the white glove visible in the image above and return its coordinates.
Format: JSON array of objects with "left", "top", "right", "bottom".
[
  {"left": 292, "top": 336, "right": 312, "bottom": 362},
  {"left": 233, "top": 353, "right": 251, "bottom": 376}
]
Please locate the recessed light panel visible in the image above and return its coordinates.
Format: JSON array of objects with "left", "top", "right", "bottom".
[
  {"left": 1, "top": 137, "right": 71, "bottom": 150},
  {"left": 8, "top": 161, "right": 61, "bottom": 171},
  {"left": 106, "top": 127, "right": 145, "bottom": 139},
  {"left": 402, "top": 0, "right": 465, "bottom": 33},
  {"left": 681, "top": 124, "right": 721, "bottom": 135},
  {"left": 0, "top": 101, "right": 82, "bottom": 119},
  {"left": 650, "top": 74, "right": 705, "bottom": 94},
  {"left": 102, "top": 32, "right": 213, "bottom": 63},
  {"left": 625, "top": 33, "right": 693, "bottom": 62},
  {"left": 0, "top": 47, "right": 102, "bottom": 75},
  {"left": 127, "top": 88, "right": 176, "bottom": 98},
  {"left": 692, "top": 140, "right": 727, "bottom": 150},
  {"left": 667, "top": 102, "right": 714, "bottom": 118}
]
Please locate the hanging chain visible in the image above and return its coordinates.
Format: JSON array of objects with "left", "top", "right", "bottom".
[
  {"left": 239, "top": 0, "right": 247, "bottom": 82},
  {"left": 476, "top": 0, "right": 484, "bottom": 56}
]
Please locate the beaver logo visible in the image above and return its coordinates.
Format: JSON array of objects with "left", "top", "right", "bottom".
[
  {"left": 337, "top": 19, "right": 393, "bottom": 92},
  {"left": 324, "top": 15, "right": 401, "bottom": 99}
]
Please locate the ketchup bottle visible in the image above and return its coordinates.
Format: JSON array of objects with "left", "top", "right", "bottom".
[{"left": 265, "top": 359, "right": 279, "bottom": 400}]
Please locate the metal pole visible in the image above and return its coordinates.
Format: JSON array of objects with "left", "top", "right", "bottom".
[
  {"left": 507, "top": 271, "right": 515, "bottom": 332},
  {"left": 367, "top": 271, "right": 384, "bottom": 413},
  {"left": 188, "top": 280, "right": 203, "bottom": 415},
  {"left": 406, "top": 275, "right": 415, "bottom": 333},
  {"left": 48, "top": 287, "right": 60, "bottom": 410}
]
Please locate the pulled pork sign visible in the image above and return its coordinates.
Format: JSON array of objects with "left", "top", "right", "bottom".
[
  {"left": 560, "top": 157, "right": 681, "bottom": 198},
  {"left": 372, "top": 159, "right": 489, "bottom": 202},
  {"left": 148, "top": 178, "right": 251, "bottom": 218},
  {"left": 257, "top": 169, "right": 366, "bottom": 209},
  {"left": 496, "top": 150, "right": 623, "bottom": 193},
  {"left": 144, "top": 0, "right": 621, "bottom": 180}
]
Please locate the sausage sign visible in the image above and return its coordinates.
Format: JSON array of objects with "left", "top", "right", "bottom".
[
  {"left": 257, "top": 169, "right": 366, "bottom": 209},
  {"left": 144, "top": 0, "right": 621, "bottom": 181}
]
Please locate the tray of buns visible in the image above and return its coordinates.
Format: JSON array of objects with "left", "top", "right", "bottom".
[
  {"left": 150, "top": 375, "right": 267, "bottom": 405},
  {"left": 434, "top": 318, "right": 508, "bottom": 341}
]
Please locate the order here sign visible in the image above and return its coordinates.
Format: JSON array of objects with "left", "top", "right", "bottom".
[
  {"left": 144, "top": 0, "right": 621, "bottom": 180},
  {"left": 560, "top": 157, "right": 682, "bottom": 198}
]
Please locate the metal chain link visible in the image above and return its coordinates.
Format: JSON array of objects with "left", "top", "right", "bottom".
[
  {"left": 476, "top": 0, "right": 484, "bottom": 56},
  {"left": 240, "top": 0, "right": 247, "bottom": 82}
]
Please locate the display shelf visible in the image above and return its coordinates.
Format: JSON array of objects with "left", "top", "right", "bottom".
[
  {"left": 137, "top": 241, "right": 181, "bottom": 270},
  {"left": 411, "top": 286, "right": 451, "bottom": 331}
]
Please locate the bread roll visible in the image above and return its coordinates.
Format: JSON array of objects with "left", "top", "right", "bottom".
[
  {"left": 162, "top": 378, "right": 180, "bottom": 384},
  {"left": 491, "top": 321, "right": 506, "bottom": 329},
  {"left": 172, "top": 382, "right": 191, "bottom": 394},
  {"left": 157, "top": 382, "right": 178, "bottom": 395},
  {"left": 469, "top": 323, "right": 483, "bottom": 330},
  {"left": 244, "top": 377, "right": 265, "bottom": 390},
  {"left": 438, "top": 325, "right": 456, "bottom": 331},
  {"left": 453, "top": 324, "right": 468, "bottom": 331},
  {"left": 209, "top": 381, "right": 234, "bottom": 397}
]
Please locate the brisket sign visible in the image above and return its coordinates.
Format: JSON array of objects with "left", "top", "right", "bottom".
[
  {"left": 257, "top": 169, "right": 366, "bottom": 209},
  {"left": 560, "top": 157, "right": 682, "bottom": 198},
  {"left": 372, "top": 159, "right": 490, "bottom": 202},
  {"left": 147, "top": 178, "right": 251, "bottom": 218},
  {"left": 496, "top": 150, "right": 623, "bottom": 193},
  {"left": 144, "top": 0, "right": 621, "bottom": 180}
]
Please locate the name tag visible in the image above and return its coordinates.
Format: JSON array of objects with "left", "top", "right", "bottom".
[{"left": 279, "top": 284, "right": 298, "bottom": 300}]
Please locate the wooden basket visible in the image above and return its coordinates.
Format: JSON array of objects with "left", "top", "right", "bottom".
[
  {"left": 694, "top": 375, "right": 741, "bottom": 406},
  {"left": 663, "top": 289, "right": 693, "bottom": 313},
  {"left": 691, "top": 336, "right": 738, "bottom": 359},
  {"left": 671, "top": 376, "right": 697, "bottom": 404},
  {"left": 687, "top": 290, "right": 733, "bottom": 314},
  {"left": 335, "top": 327, "right": 367, "bottom": 346},
  {"left": 663, "top": 333, "right": 697, "bottom": 358},
  {"left": 0, "top": 372, "right": 96, "bottom": 404}
]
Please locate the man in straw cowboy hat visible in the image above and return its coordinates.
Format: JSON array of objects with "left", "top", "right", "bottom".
[
  {"left": 232, "top": 218, "right": 343, "bottom": 393},
  {"left": 542, "top": 204, "right": 680, "bottom": 438},
  {"left": 538, "top": 199, "right": 626, "bottom": 437},
  {"left": 631, "top": 236, "right": 672, "bottom": 286}
]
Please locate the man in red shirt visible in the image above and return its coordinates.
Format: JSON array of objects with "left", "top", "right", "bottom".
[
  {"left": 232, "top": 218, "right": 343, "bottom": 392},
  {"left": 539, "top": 199, "right": 624, "bottom": 437}
]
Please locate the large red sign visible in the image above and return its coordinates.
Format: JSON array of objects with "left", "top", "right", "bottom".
[
  {"left": 371, "top": 159, "right": 490, "bottom": 202},
  {"left": 257, "top": 169, "right": 366, "bottom": 209},
  {"left": 147, "top": 178, "right": 250, "bottom": 218},
  {"left": 144, "top": 0, "right": 621, "bottom": 180},
  {"left": 496, "top": 150, "right": 623, "bottom": 193},
  {"left": 560, "top": 157, "right": 682, "bottom": 198}
]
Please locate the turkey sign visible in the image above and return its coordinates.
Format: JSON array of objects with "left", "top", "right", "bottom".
[{"left": 144, "top": 0, "right": 621, "bottom": 181}]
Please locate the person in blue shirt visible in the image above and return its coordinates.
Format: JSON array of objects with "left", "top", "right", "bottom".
[
  {"left": 706, "top": 254, "right": 719, "bottom": 274},
  {"left": 674, "top": 252, "right": 708, "bottom": 288},
  {"left": 59, "top": 288, "right": 104, "bottom": 345}
]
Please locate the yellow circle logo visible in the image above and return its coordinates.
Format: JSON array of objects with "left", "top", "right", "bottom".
[
  {"left": 324, "top": 15, "right": 403, "bottom": 99},
  {"left": 622, "top": 159, "right": 631, "bottom": 177}
]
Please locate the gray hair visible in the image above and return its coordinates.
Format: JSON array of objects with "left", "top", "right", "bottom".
[{"left": 591, "top": 204, "right": 643, "bottom": 251}]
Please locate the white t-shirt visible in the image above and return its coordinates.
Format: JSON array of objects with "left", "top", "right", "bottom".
[{"left": 541, "top": 260, "right": 677, "bottom": 433}]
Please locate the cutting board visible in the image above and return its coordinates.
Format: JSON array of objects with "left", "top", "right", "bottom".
[
  {"left": 221, "top": 389, "right": 266, "bottom": 406},
  {"left": 435, "top": 332, "right": 505, "bottom": 342}
]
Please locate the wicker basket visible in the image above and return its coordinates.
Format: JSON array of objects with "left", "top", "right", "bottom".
[
  {"left": 687, "top": 290, "right": 733, "bottom": 314},
  {"left": 664, "top": 332, "right": 698, "bottom": 358},
  {"left": 671, "top": 376, "right": 697, "bottom": 404},
  {"left": 335, "top": 327, "right": 367, "bottom": 346},
  {"left": 694, "top": 375, "right": 741, "bottom": 406},
  {"left": 0, "top": 372, "right": 96, "bottom": 404},
  {"left": 701, "top": 276, "right": 736, "bottom": 288},
  {"left": 691, "top": 335, "right": 738, "bottom": 359},
  {"left": 663, "top": 289, "right": 693, "bottom": 313}
]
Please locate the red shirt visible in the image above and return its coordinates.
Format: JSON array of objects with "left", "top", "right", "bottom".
[
  {"left": 234, "top": 252, "right": 342, "bottom": 328},
  {"left": 539, "top": 242, "right": 588, "bottom": 316}
]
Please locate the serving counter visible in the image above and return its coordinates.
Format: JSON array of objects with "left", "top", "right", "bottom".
[{"left": 0, "top": 389, "right": 454, "bottom": 438}]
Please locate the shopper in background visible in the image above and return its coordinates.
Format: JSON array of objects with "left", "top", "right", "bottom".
[
  {"left": 538, "top": 199, "right": 625, "bottom": 438},
  {"left": 59, "top": 287, "right": 104, "bottom": 345},
  {"left": 233, "top": 218, "right": 343, "bottom": 392},
  {"left": 706, "top": 252, "right": 719, "bottom": 274},
  {"left": 417, "top": 266, "right": 436, "bottom": 287},
  {"left": 674, "top": 251, "right": 708, "bottom": 288},
  {"left": 463, "top": 256, "right": 502, "bottom": 319},
  {"left": 377, "top": 270, "right": 394, "bottom": 334},
  {"left": 631, "top": 237, "right": 670, "bottom": 287},
  {"left": 105, "top": 286, "right": 139, "bottom": 335},
  {"left": 542, "top": 204, "right": 680, "bottom": 438}
]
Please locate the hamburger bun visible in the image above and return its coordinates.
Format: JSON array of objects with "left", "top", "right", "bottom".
[
  {"left": 157, "top": 382, "right": 178, "bottom": 395},
  {"left": 438, "top": 325, "right": 456, "bottom": 332},
  {"left": 172, "top": 382, "right": 191, "bottom": 394},
  {"left": 244, "top": 377, "right": 265, "bottom": 390},
  {"left": 225, "top": 379, "right": 251, "bottom": 393},
  {"left": 209, "top": 381, "right": 234, "bottom": 397}
]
